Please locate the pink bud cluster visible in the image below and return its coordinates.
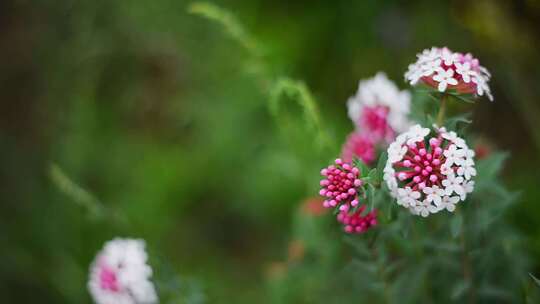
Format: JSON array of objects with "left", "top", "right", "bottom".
[
  {"left": 319, "top": 159, "right": 377, "bottom": 233},
  {"left": 395, "top": 137, "right": 445, "bottom": 190},
  {"left": 337, "top": 205, "right": 377, "bottom": 234}
]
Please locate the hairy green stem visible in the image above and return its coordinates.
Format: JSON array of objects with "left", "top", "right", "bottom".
[
  {"left": 437, "top": 94, "right": 448, "bottom": 126},
  {"left": 460, "top": 216, "right": 476, "bottom": 303}
]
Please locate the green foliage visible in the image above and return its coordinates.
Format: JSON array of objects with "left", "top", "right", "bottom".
[
  {"left": 49, "top": 163, "right": 104, "bottom": 218},
  {"left": 268, "top": 78, "right": 332, "bottom": 150},
  {"left": 188, "top": 2, "right": 261, "bottom": 57}
]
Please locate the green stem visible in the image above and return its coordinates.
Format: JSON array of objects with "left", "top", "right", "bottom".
[
  {"left": 459, "top": 214, "right": 476, "bottom": 304},
  {"left": 437, "top": 94, "right": 448, "bottom": 126}
]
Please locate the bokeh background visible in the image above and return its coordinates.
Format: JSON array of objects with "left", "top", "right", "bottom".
[{"left": 1, "top": 0, "right": 540, "bottom": 303}]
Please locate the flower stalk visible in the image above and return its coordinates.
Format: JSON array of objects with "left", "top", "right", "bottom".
[{"left": 437, "top": 93, "right": 448, "bottom": 126}]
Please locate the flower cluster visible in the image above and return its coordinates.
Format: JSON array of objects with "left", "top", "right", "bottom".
[
  {"left": 88, "top": 238, "right": 158, "bottom": 304},
  {"left": 343, "top": 73, "right": 411, "bottom": 165},
  {"left": 347, "top": 72, "right": 411, "bottom": 142},
  {"left": 337, "top": 205, "right": 377, "bottom": 234},
  {"left": 383, "top": 125, "right": 475, "bottom": 217},
  {"left": 405, "top": 47, "right": 493, "bottom": 101},
  {"left": 319, "top": 159, "right": 377, "bottom": 233}
]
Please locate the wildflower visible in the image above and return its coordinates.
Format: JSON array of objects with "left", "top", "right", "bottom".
[
  {"left": 423, "top": 185, "right": 445, "bottom": 205},
  {"left": 384, "top": 124, "right": 476, "bottom": 216},
  {"left": 88, "top": 238, "right": 158, "bottom": 304},
  {"left": 432, "top": 68, "right": 458, "bottom": 92},
  {"left": 397, "top": 187, "right": 421, "bottom": 207},
  {"left": 319, "top": 158, "right": 362, "bottom": 209},
  {"left": 336, "top": 205, "right": 377, "bottom": 234},
  {"left": 347, "top": 72, "right": 411, "bottom": 142},
  {"left": 319, "top": 159, "right": 377, "bottom": 233},
  {"left": 438, "top": 195, "right": 460, "bottom": 212},
  {"left": 341, "top": 132, "right": 376, "bottom": 165},
  {"left": 405, "top": 47, "right": 493, "bottom": 101}
]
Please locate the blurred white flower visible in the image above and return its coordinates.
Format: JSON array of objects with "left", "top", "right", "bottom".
[
  {"left": 88, "top": 238, "right": 158, "bottom": 304},
  {"left": 347, "top": 72, "right": 411, "bottom": 141}
]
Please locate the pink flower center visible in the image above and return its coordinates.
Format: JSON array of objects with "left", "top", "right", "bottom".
[
  {"left": 99, "top": 265, "right": 120, "bottom": 292},
  {"left": 394, "top": 137, "right": 448, "bottom": 190},
  {"left": 361, "top": 105, "right": 393, "bottom": 140}
]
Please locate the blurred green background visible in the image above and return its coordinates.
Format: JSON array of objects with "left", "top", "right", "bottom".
[{"left": 1, "top": 0, "right": 540, "bottom": 303}]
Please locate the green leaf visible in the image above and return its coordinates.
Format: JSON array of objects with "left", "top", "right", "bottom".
[
  {"left": 476, "top": 152, "right": 509, "bottom": 181},
  {"left": 451, "top": 280, "right": 471, "bottom": 300},
  {"left": 449, "top": 92, "right": 476, "bottom": 104},
  {"left": 367, "top": 184, "right": 376, "bottom": 211},
  {"left": 385, "top": 199, "right": 394, "bottom": 221},
  {"left": 49, "top": 163, "right": 104, "bottom": 218},
  {"left": 530, "top": 273, "right": 540, "bottom": 287},
  {"left": 188, "top": 2, "right": 261, "bottom": 56},
  {"left": 446, "top": 113, "right": 472, "bottom": 131},
  {"left": 343, "top": 236, "right": 370, "bottom": 257},
  {"left": 367, "top": 168, "right": 378, "bottom": 183},
  {"left": 268, "top": 78, "right": 331, "bottom": 148},
  {"left": 353, "top": 158, "right": 371, "bottom": 178},
  {"left": 375, "top": 152, "right": 388, "bottom": 183}
]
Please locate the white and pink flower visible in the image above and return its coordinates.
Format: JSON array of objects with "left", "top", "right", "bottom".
[
  {"left": 405, "top": 47, "right": 493, "bottom": 101},
  {"left": 347, "top": 72, "right": 411, "bottom": 142},
  {"left": 383, "top": 125, "right": 475, "bottom": 217},
  {"left": 88, "top": 238, "right": 158, "bottom": 304}
]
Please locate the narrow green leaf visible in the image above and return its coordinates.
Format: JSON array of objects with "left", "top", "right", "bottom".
[
  {"left": 375, "top": 152, "right": 388, "bottom": 183},
  {"left": 49, "top": 163, "right": 104, "bottom": 217},
  {"left": 188, "top": 2, "right": 261, "bottom": 56},
  {"left": 451, "top": 280, "right": 471, "bottom": 299},
  {"left": 476, "top": 152, "right": 509, "bottom": 181},
  {"left": 367, "top": 168, "right": 378, "bottom": 182},
  {"left": 353, "top": 158, "right": 370, "bottom": 178},
  {"left": 530, "top": 273, "right": 540, "bottom": 287}
]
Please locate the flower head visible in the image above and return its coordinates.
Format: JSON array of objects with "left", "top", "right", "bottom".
[
  {"left": 347, "top": 72, "right": 411, "bottom": 141},
  {"left": 341, "top": 132, "right": 376, "bottom": 165},
  {"left": 405, "top": 47, "right": 493, "bottom": 101},
  {"left": 319, "top": 159, "right": 362, "bottom": 209},
  {"left": 337, "top": 205, "right": 377, "bottom": 234},
  {"left": 319, "top": 159, "right": 377, "bottom": 233},
  {"left": 383, "top": 125, "right": 475, "bottom": 217},
  {"left": 88, "top": 238, "right": 158, "bottom": 304}
]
